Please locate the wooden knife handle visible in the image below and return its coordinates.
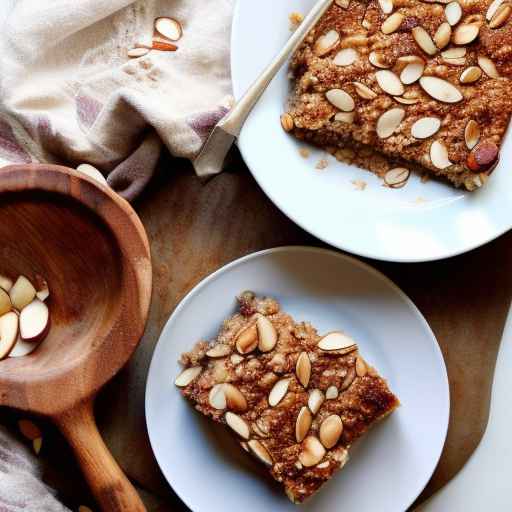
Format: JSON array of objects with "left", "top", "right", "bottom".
[{"left": 54, "top": 399, "right": 146, "bottom": 512}]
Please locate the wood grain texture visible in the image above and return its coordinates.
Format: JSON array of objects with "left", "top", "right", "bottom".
[{"left": 0, "top": 164, "right": 152, "bottom": 511}]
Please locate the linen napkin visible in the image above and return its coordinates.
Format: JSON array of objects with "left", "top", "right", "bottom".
[{"left": 0, "top": 0, "right": 235, "bottom": 200}]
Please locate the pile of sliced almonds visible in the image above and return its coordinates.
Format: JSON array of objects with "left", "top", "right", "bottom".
[
  {"left": 128, "top": 16, "right": 183, "bottom": 58},
  {"left": 0, "top": 274, "right": 50, "bottom": 360}
]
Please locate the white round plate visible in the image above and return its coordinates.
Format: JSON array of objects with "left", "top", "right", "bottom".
[
  {"left": 231, "top": 0, "right": 512, "bottom": 262},
  {"left": 146, "top": 246, "right": 449, "bottom": 512}
]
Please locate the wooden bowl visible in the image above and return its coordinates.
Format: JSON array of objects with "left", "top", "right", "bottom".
[{"left": 0, "top": 164, "right": 152, "bottom": 511}]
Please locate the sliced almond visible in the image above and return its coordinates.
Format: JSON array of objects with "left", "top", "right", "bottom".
[
  {"left": 376, "top": 70, "right": 404, "bottom": 96},
  {"left": 127, "top": 47, "right": 149, "bottom": 58},
  {"left": 419, "top": 76, "right": 463, "bottom": 103},
  {"left": 430, "top": 140, "right": 453, "bottom": 169},
  {"left": 442, "top": 47, "right": 467, "bottom": 59},
  {"left": 333, "top": 48, "right": 358, "bottom": 66},
  {"left": 175, "top": 366, "right": 202, "bottom": 387},
  {"left": 155, "top": 17, "right": 183, "bottom": 41},
  {"left": 326, "top": 89, "right": 355, "bottom": 112},
  {"left": 377, "top": 108, "right": 405, "bottom": 138},
  {"left": 341, "top": 367, "right": 356, "bottom": 390},
  {"left": 0, "top": 288, "right": 11, "bottom": 316},
  {"left": 225, "top": 412, "right": 250, "bottom": 439},
  {"left": 256, "top": 315, "right": 278, "bottom": 352},
  {"left": 489, "top": 3, "right": 512, "bottom": 27},
  {"left": 465, "top": 120, "right": 481, "bottom": 149},
  {"left": 296, "top": 406, "right": 313, "bottom": 442},
  {"left": 252, "top": 421, "right": 269, "bottom": 438},
  {"left": 394, "top": 96, "right": 420, "bottom": 105},
  {"left": 412, "top": 27, "right": 437, "bottom": 55},
  {"left": 381, "top": 12, "right": 404, "bottom": 34},
  {"left": 318, "top": 331, "right": 357, "bottom": 352},
  {"left": 434, "top": 22, "right": 452, "bottom": 49},
  {"left": 445, "top": 2, "right": 462, "bottom": 25},
  {"left": 356, "top": 356, "right": 368, "bottom": 377},
  {"left": 248, "top": 439, "right": 273, "bottom": 466},
  {"left": 268, "top": 378, "right": 290, "bottom": 407},
  {"left": 33, "top": 437, "right": 42, "bottom": 455},
  {"left": 400, "top": 62, "right": 425, "bottom": 84},
  {"left": 209, "top": 383, "right": 227, "bottom": 409},
  {"left": 453, "top": 23, "right": 480, "bottom": 44},
  {"left": 314, "top": 30, "right": 340, "bottom": 56},
  {"left": 317, "top": 461, "right": 330, "bottom": 469},
  {"left": 411, "top": 117, "right": 442, "bottom": 139},
  {"left": 308, "top": 389, "right": 325, "bottom": 414},
  {"left": 319, "top": 415, "right": 343, "bottom": 449},
  {"left": 299, "top": 436, "right": 326, "bottom": 467},
  {"left": 280, "top": 113, "right": 294, "bottom": 132},
  {"left": 487, "top": 0, "right": 505, "bottom": 20},
  {"left": 384, "top": 167, "right": 410, "bottom": 188},
  {"left": 296, "top": 352, "right": 311, "bottom": 388},
  {"left": 9, "top": 276, "right": 36, "bottom": 311},
  {"left": 236, "top": 324, "right": 258, "bottom": 354},
  {"left": 335, "top": 0, "right": 350, "bottom": 7},
  {"left": 0, "top": 311, "right": 19, "bottom": 360},
  {"left": 19, "top": 299, "right": 49, "bottom": 343},
  {"left": 478, "top": 55, "right": 500, "bottom": 78},
  {"left": 334, "top": 112, "right": 355, "bottom": 123},
  {"left": 224, "top": 383, "right": 248, "bottom": 412},
  {"left": 18, "top": 419, "right": 42, "bottom": 441},
  {"left": 230, "top": 354, "right": 244, "bottom": 365},
  {"left": 0, "top": 275, "right": 13, "bottom": 292},
  {"left": 369, "top": 51, "right": 391, "bottom": 69},
  {"left": 207, "top": 344, "right": 231, "bottom": 358},
  {"left": 460, "top": 66, "right": 482, "bottom": 83},
  {"left": 353, "top": 82, "right": 378, "bottom": 99},
  {"left": 325, "top": 385, "right": 339, "bottom": 399},
  {"left": 136, "top": 40, "right": 178, "bottom": 52},
  {"left": 379, "top": 0, "right": 394, "bottom": 14},
  {"left": 444, "top": 57, "right": 467, "bottom": 66}
]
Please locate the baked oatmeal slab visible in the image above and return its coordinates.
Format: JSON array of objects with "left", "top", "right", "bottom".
[
  {"left": 283, "top": 0, "right": 512, "bottom": 190},
  {"left": 175, "top": 292, "right": 399, "bottom": 503}
]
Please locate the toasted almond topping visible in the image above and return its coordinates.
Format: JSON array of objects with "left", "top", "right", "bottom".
[
  {"left": 319, "top": 415, "right": 343, "bottom": 449},
  {"left": 442, "top": 47, "right": 467, "bottom": 59},
  {"left": 356, "top": 356, "right": 368, "bottom": 377},
  {"left": 460, "top": 66, "right": 482, "bottom": 83},
  {"left": 489, "top": 3, "right": 512, "bottom": 27},
  {"left": 379, "top": 0, "right": 394, "bottom": 14},
  {"left": 341, "top": 367, "right": 356, "bottom": 390},
  {"left": 256, "top": 315, "right": 278, "bottom": 352},
  {"left": 445, "top": 2, "right": 462, "bottom": 25},
  {"left": 296, "top": 406, "right": 313, "bottom": 442},
  {"left": 411, "top": 117, "right": 441, "bottom": 139},
  {"left": 299, "top": 436, "right": 326, "bottom": 467},
  {"left": 225, "top": 412, "right": 250, "bottom": 439},
  {"left": 400, "top": 62, "right": 425, "bottom": 84},
  {"left": 248, "top": 440, "right": 273, "bottom": 466},
  {"left": 280, "top": 113, "right": 294, "bottom": 132},
  {"left": 353, "top": 81, "right": 378, "bottom": 99},
  {"left": 18, "top": 420, "right": 41, "bottom": 441},
  {"left": 206, "top": 344, "right": 231, "bottom": 358},
  {"left": 308, "top": 389, "right": 325, "bottom": 414},
  {"left": 376, "top": 70, "right": 404, "bottom": 96},
  {"left": 465, "top": 13, "right": 484, "bottom": 26},
  {"left": 453, "top": 23, "right": 480, "bottom": 44},
  {"left": 317, "top": 461, "right": 330, "bottom": 469},
  {"left": 296, "top": 352, "right": 311, "bottom": 388},
  {"left": 394, "top": 96, "right": 420, "bottom": 105},
  {"left": 487, "top": 0, "right": 505, "bottom": 20},
  {"left": 209, "top": 383, "right": 227, "bottom": 409},
  {"left": 155, "top": 17, "right": 183, "bottom": 41},
  {"left": 314, "top": 30, "right": 340, "bottom": 56},
  {"left": 412, "top": 26, "right": 437, "bottom": 55},
  {"left": 443, "top": 56, "right": 466, "bottom": 66},
  {"left": 334, "top": 112, "right": 355, "bottom": 123},
  {"left": 419, "top": 76, "right": 463, "bottom": 103},
  {"left": 434, "top": 22, "right": 452, "bottom": 49},
  {"left": 465, "top": 120, "right": 481, "bottom": 149},
  {"left": 230, "top": 354, "right": 244, "bottom": 365},
  {"left": 236, "top": 324, "right": 258, "bottom": 354},
  {"left": 478, "top": 55, "right": 500, "bottom": 78},
  {"left": 269, "top": 378, "right": 291, "bottom": 406},
  {"left": 430, "top": 140, "right": 453, "bottom": 169},
  {"left": 175, "top": 366, "right": 202, "bottom": 387},
  {"left": 325, "top": 385, "right": 339, "bottom": 399},
  {"left": 377, "top": 108, "right": 405, "bottom": 138},
  {"left": 333, "top": 48, "right": 358, "bottom": 66},
  {"left": 326, "top": 89, "right": 355, "bottom": 112},
  {"left": 224, "top": 383, "right": 248, "bottom": 412},
  {"left": 335, "top": 0, "right": 350, "bottom": 7},
  {"left": 381, "top": 12, "right": 404, "bottom": 34},
  {"left": 369, "top": 51, "right": 391, "bottom": 69},
  {"left": 318, "top": 331, "right": 357, "bottom": 351},
  {"left": 384, "top": 167, "right": 410, "bottom": 188}
]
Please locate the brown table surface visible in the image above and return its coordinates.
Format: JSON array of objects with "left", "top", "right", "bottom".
[{"left": 3, "top": 150, "right": 511, "bottom": 511}]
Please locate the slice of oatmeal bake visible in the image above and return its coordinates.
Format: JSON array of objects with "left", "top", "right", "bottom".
[{"left": 175, "top": 292, "right": 399, "bottom": 503}]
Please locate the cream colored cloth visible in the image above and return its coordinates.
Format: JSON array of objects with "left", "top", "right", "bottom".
[{"left": 0, "top": 0, "right": 234, "bottom": 199}]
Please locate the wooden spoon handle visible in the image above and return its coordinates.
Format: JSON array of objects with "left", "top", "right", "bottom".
[{"left": 54, "top": 399, "right": 146, "bottom": 512}]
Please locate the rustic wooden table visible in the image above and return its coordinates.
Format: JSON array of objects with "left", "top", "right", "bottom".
[{"left": 3, "top": 151, "right": 511, "bottom": 511}]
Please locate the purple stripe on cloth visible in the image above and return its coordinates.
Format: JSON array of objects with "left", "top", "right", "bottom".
[
  {"left": 0, "top": 117, "right": 31, "bottom": 164},
  {"left": 187, "top": 106, "right": 229, "bottom": 141},
  {"left": 76, "top": 94, "right": 103, "bottom": 128}
]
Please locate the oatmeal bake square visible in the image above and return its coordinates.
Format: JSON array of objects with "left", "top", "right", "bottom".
[
  {"left": 175, "top": 292, "right": 399, "bottom": 503},
  {"left": 282, "top": 0, "right": 512, "bottom": 190}
]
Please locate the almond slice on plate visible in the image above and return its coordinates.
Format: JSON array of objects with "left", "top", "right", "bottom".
[
  {"left": 419, "top": 76, "right": 463, "bottom": 103},
  {"left": 478, "top": 55, "right": 500, "bottom": 78},
  {"left": 377, "top": 108, "right": 405, "bottom": 138},
  {"left": 318, "top": 331, "right": 357, "bottom": 351},
  {"left": 376, "top": 70, "right": 404, "bottom": 96},
  {"left": 19, "top": 299, "right": 50, "bottom": 343},
  {"left": 411, "top": 117, "right": 441, "bottom": 139},
  {"left": 460, "top": 66, "right": 482, "bottom": 83},
  {"left": 257, "top": 315, "right": 278, "bottom": 352},
  {"left": 445, "top": 2, "right": 462, "bottom": 25},
  {"left": 268, "top": 378, "right": 291, "bottom": 406},
  {"left": 155, "top": 17, "right": 183, "bottom": 41},
  {"left": 326, "top": 89, "right": 355, "bottom": 111},
  {"left": 225, "top": 412, "right": 250, "bottom": 439},
  {"left": 9, "top": 276, "right": 36, "bottom": 311},
  {"left": 412, "top": 27, "right": 437, "bottom": 55},
  {"left": 333, "top": 48, "right": 358, "bottom": 66},
  {"left": 314, "top": 30, "right": 340, "bottom": 56},
  {"left": 465, "top": 120, "right": 481, "bottom": 149},
  {"left": 0, "top": 311, "right": 19, "bottom": 359},
  {"left": 384, "top": 168, "right": 410, "bottom": 188},
  {"left": 430, "top": 140, "right": 453, "bottom": 169},
  {"left": 175, "top": 366, "right": 202, "bottom": 387}
]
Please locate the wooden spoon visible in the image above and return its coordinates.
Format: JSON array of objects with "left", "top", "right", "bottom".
[{"left": 0, "top": 164, "right": 152, "bottom": 511}]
